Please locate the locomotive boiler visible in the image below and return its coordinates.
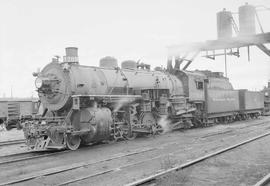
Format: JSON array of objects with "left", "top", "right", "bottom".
[{"left": 23, "top": 47, "right": 264, "bottom": 151}]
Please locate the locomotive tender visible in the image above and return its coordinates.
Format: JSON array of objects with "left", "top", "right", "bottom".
[{"left": 23, "top": 47, "right": 264, "bottom": 150}]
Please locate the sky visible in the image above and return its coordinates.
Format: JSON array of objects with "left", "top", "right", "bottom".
[{"left": 0, "top": 0, "right": 270, "bottom": 97}]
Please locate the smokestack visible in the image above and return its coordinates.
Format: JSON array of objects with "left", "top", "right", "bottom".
[
  {"left": 64, "top": 47, "right": 79, "bottom": 64},
  {"left": 268, "top": 81, "right": 270, "bottom": 88},
  {"left": 66, "top": 47, "right": 78, "bottom": 57}
]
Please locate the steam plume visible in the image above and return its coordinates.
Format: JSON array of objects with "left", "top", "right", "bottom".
[
  {"left": 158, "top": 115, "right": 172, "bottom": 133},
  {"left": 113, "top": 98, "right": 130, "bottom": 112}
]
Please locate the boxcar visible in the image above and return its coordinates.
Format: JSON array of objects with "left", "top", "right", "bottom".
[
  {"left": 0, "top": 98, "right": 39, "bottom": 129},
  {"left": 239, "top": 89, "right": 264, "bottom": 116}
]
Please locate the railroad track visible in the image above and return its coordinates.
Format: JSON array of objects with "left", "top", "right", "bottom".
[
  {"left": 0, "top": 147, "right": 157, "bottom": 186},
  {"left": 0, "top": 119, "right": 265, "bottom": 166},
  {"left": 39, "top": 130, "right": 270, "bottom": 186},
  {"left": 0, "top": 139, "right": 177, "bottom": 166},
  {"left": 254, "top": 173, "right": 270, "bottom": 186},
  {"left": 0, "top": 139, "right": 25, "bottom": 147},
  {"left": 125, "top": 131, "right": 270, "bottom": 186},
  {"left": 0, "top": 150, "right": 68, "bottom": 166},
  {"left": 1, "top": 130, "right": 269, "bottom": 186},
  {"left": 0, "top": 119, "right": 269, "bottom": 185}
]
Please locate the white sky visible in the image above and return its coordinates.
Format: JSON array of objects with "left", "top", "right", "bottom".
[{"left": 0, "top": 0, "right": 270, "bottom": 97}]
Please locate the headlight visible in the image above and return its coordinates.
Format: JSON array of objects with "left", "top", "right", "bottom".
[
  {"left": 265, "top": 92, "right": 269, "bottom": 97},
  {"left": 35, "top": 78, "right": 43, "bottom": 88}
]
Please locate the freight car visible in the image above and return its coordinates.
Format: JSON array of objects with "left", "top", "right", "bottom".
[
  {"left": 22, "top": 47, "right": 264, "bottom": 151},
  {"left": 0, "top": 98, "right": 39, "bottom": 130}
]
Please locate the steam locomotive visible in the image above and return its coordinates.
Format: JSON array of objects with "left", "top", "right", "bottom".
[{"left": 23, "top": 47, "right": 264, "bottom": 150}]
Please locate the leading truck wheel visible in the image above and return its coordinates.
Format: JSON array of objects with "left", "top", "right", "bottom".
[
  {"left": 124, "top": 132, "right": 137, "bottom": 140},
  {"left": 66, "top": 134, "right": 81, "bottom": 150}
]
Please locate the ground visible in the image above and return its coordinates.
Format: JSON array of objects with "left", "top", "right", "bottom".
[
  {"left": 153, "top": 134, "right": 270, "bottom": 186},
  {"left": 0, "top": 128, "right": 24, "bottom": 142},
  {"left": 0, "top": 117, "right": 270, "bottom": 185}
]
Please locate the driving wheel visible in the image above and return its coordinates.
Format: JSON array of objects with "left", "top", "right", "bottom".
[{"left": 66, "top": 134, "right": 81, "bottom": 150}]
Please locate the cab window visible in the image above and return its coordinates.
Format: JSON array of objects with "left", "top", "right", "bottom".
[{"left": 196, "top": 81, "right": 203, "bottom": 90}]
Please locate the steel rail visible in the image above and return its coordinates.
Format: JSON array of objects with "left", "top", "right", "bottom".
[
  {"left": 0, "top": 139, "right": 171, "bottom": 166},
  {"left": 57, "top": 169, "right": 115, "bottom": 186},
  {"left": 0, "top": 147, "right": 156, "bottom": 186},
  {"left": 0, "top": 139, "right": 25, "bottom": 147},
  {"left": 125, "top": 131, "right": 270, "bottom": 186},
  {"left": 254, "top": 173, "right": 270, "bottom": 186},
  {"left": 56, "top": 152, "right": 177, "bottom": 186},
  {"left": 0, "top": 150, "right": 69, "bottom": 165}
]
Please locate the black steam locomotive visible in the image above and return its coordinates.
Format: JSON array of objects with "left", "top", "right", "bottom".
[{"left": 23, "top": 47, "right": 264, "bottom": 150}]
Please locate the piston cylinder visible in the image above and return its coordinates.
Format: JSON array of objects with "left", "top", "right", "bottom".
[{"left": 72, "top": 107, "right": 112, "bottom": 144}]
